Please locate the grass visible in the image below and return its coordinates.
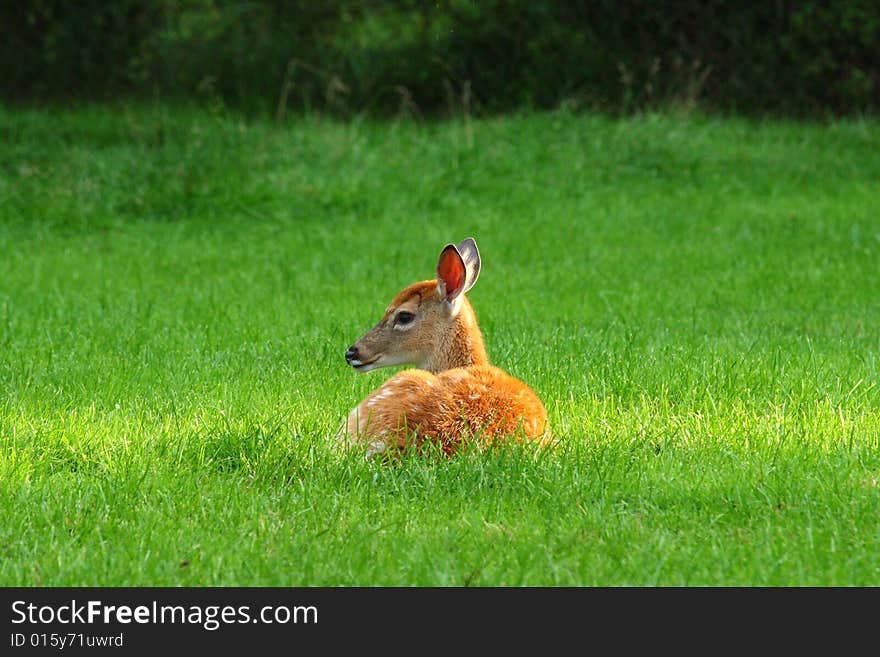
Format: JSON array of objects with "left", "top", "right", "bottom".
[{"left": 0, "top": 103, "right": 879, "bottom": 586}]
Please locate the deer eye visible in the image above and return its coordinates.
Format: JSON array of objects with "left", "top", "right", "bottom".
[{"left": 395, "top": 311, "right": 415, "bottom": 326}]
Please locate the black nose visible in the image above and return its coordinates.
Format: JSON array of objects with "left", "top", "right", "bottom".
[{"left": 345, "top": 346, "right": 360, "bottom": 365}]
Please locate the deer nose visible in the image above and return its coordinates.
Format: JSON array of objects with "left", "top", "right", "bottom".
[{"left": 345, "top": 346, "right": 360, "bottom": 365}]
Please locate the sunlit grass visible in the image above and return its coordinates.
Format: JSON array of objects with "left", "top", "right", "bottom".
[{"left": 0, "top": 104, "right": 878, "bottom": 585}]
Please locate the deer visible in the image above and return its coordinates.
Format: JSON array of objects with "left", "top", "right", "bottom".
[{"left": 342, "top": 237, "right": 549, "bottom": 458}]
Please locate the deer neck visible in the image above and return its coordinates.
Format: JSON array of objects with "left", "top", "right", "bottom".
[{"left": 423, "top": 298, "right": 489, "bottom": 373}]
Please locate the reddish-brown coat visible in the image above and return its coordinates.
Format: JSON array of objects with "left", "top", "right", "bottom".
[
  {"left": 347, "top": 364, "right": 549, "bottom": 454},
  {"left": 344, "top": 237, "right": 549, "bottom": 456}
]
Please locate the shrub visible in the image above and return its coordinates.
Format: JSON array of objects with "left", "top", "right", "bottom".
[{"left": 1, "top": 0, "right": 877, "bottom": 116}]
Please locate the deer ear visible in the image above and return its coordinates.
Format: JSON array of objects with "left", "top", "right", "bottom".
[
  {"left": 437, "top": 238, "right": 481, "bottom": 305},
  {"left": 436, "top": 244, "right": 467, "bottom": 303},
  {"left": 455, "top": 237, "right": 481, "bottom": 295}
]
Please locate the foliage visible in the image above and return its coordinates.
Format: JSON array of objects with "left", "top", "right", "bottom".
[{"left": 1, "top": 0, "right": 878, "bottom": 116}]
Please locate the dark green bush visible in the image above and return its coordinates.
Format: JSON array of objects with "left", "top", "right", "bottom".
[{"left": 1, "top": 0, "right": 877, "bottom": 116}]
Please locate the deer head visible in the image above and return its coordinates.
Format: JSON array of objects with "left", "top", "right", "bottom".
[{"left": 345, "top": 237, "right": 487, "bottom": 374}]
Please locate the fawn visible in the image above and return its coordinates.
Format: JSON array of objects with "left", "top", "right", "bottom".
[{"left": 343, "top": 237, "right": 549, "bottom": 457}]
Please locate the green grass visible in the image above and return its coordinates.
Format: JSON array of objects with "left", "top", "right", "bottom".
[{"left": 1, "top": 104, "right": 879, "bottom": 586}]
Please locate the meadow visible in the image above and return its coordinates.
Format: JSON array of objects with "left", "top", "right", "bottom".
[{"left": 0, "top": 104, "right": 878, "bottom": 585}]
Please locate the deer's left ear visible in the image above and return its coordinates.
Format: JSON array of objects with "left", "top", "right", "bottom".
[
  {"left": 437, "top": 237, "right": 481, "bottom": 305},
  {"left": 437, "top": 244, "right": 467, "bottom": 303}
]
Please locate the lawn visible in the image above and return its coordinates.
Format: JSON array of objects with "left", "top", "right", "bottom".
[{"left": 0, "top": 104, "right": 878, "bottom": 585}]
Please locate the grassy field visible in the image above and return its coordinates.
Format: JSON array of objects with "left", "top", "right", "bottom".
[{"left": 1, "top": 104, "right": 878, "bottom": 586}]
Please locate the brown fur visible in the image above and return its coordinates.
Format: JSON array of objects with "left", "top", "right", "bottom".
[
  {"left": 349, "top": 280, "right": 489, "bottom": 373},
  {"left": 344, "top": 238, "right": 549, "bottom": 456},
  {"left": 347, "top": 364, "right": 549, "bottom": 455}
]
